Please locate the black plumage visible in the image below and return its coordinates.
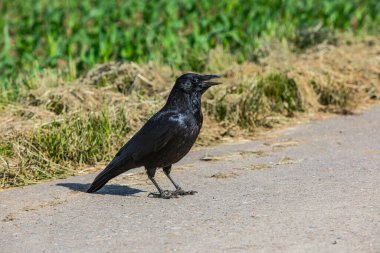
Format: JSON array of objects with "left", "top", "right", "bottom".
[{"left": 87, "top": 73, "right": 221, "bottom": 198}]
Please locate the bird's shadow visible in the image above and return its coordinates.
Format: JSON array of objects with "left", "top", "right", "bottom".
[{"left": 57, "top": 183, "right": 145, "bottom": 196}]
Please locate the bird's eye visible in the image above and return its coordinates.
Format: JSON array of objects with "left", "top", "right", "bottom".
[{"left": 192, "top": 78, "right": 199, "bottom": 83}]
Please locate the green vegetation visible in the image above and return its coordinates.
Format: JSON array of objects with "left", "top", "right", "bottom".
[
  {"left": 31, "top": 109, "right": 131, "bottom": 164},
  {"left": 1, "top": 109, "right": 132, "bottom": 188},
  {"left": 206, "top": 73, "right": 303, "bottom": 130},
  {"left": 0, "top": 143, "right": 13, "bottom": 157},
  {"left": 1, "top": 0, "right": 380, "bottom": 102},
  {"left": 311, "top": 80, "right": 354, "bottom": 109}
]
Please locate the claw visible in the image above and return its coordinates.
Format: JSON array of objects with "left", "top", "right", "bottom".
[{"left": 148, "top": 190, "right": 177, "bottom": 199}]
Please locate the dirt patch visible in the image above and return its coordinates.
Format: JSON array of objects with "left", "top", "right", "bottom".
[
  {"left": 200, "top": 153, "right": 239, "bottom": 161},
  {"left": 174, "top": 164, "right": 195, "bottom": 171},
  {"left": 2, "top": 197, "right": 66, "bottom": 222},
  {"left": 240, "top": 164, "right": 273, "bottom": 170},
  {"left": 239, "top": 150, "right": 270, "bottom": 157},
  {"left": 276, "top": 157, "right": 301, "bottom": 165},
  {"left": 210, "top": 172, "right": 239, "bottom": 179},
  {"left": 22, "top": 198, "right": 66, "bottom": 212},
  {"left": 2, "top": 213, "right": 15, "bottom": 222},
  {"left": 266, "top": 140, "right": 300, "bottom": 149}
]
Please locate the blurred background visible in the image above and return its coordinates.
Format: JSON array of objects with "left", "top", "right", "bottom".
[
  {"left": 0, "top": 0, "right": 379, "bottom": 188},
  {"left": 1, "top": 0, "right": 379, "bottom": 99}
]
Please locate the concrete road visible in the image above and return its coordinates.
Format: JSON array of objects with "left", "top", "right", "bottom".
[{"left": 1, "top": 106, "right": 380, "bottom": 253}]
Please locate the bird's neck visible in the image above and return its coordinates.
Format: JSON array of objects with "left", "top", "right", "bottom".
[{"left": 165, "top": 89, "right": 202, "bottom": 114}]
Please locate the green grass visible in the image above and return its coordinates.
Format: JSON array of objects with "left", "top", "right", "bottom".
[
  {"left": 0, "top": 143, "right": 13, "bottom": 157},
  {"left": 31, "top": 110, "right": 131, "bottom": 164},
  {"left": 311, "top": 79, "right": 355, "bottom": 110},
  {"left": 205, "top": 73, "right": 304, "bottom": 130},
  {"left": 1, "top": 0, "right": 380, "bottom": 102},
  {"left": 258, "top": 73, "right": 303, "bottom": 115},
  {"left": 0, "top": 108, "right": 132, "bottom": 188}
]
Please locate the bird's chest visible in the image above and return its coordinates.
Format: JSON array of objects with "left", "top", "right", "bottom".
[
  {"left": 177, "top": 112, "right": 202, "bottom": 140},
  {"left": 191, "top": 97, "right": 203, "bottom": 125},
  {"left": 169, "top": 113, "right": 201, "bottom": 161}
]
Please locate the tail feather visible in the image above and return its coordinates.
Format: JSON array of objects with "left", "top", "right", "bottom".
[{"left": 87, "top": 157, "right": 134, "bottom": 193}]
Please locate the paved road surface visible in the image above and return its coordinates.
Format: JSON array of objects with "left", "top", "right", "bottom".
[{"left": 1, "top": 106, "right": 380, "bottom": 253}]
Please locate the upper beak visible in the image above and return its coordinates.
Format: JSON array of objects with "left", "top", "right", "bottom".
[{"left": 201, "top": 75, "right": 222, "bottom": 87}]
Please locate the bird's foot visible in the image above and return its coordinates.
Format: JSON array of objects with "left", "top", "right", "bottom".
[
  {"left": 173, "top": 188, "right": 197, "bottom": 196},
  {"left": 148, "top": 190, "right": 177, "bottom": 199}
]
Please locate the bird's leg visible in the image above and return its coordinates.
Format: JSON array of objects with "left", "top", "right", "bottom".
[
  {"left": 146, "top": 167, "right": 174, "bottom": 199},
  {"left": 163, "top": 165, "right": 181, "bottom": 190},
  {"left": 163, "top": 165, "right": 197, "bottom": 196}
]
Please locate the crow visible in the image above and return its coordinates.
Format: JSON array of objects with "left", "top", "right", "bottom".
[{"left": 87, "top": 73, "right": 221, "bottom": 198}]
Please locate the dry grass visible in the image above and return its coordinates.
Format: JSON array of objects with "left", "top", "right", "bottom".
[{"left": 1, "top": 36, "right": 379, "bottom": 189}]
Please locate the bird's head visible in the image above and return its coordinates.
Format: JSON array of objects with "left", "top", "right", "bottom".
[{"left": 173, "top": 73, "right": 221, "bottom": 95}]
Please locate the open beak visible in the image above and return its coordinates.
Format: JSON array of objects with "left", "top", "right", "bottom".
[{"left": 201, "top": 75, "right": 222, "bottom": 87}]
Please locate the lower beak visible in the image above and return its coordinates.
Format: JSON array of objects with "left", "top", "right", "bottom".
[{"left": 201, "top": 75, "right": 222, "bottom": 87}]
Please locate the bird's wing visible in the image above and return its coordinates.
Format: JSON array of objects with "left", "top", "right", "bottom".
[
  {"left": 87, "top": 111, "right": 182, "bottom": 193},
  {"left": 115, "top": 111, "right": 180, "bottom": 163}
]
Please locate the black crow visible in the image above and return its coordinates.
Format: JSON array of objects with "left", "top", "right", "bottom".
[{"left": 87, "top": 73, "right": 221, "bottom": 198}]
